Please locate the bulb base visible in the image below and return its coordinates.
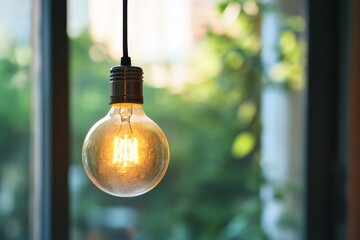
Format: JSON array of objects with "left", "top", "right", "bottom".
[{"left": 109, "top": 65, "right": 143, "bottom": 104}]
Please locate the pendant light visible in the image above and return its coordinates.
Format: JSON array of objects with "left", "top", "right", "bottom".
[{"left": 82, "top": 0, "right": 170, "bottom": 197}]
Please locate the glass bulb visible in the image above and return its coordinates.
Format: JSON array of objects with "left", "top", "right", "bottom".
[{"left": 82, "top": 103, "right": 170, "bottom": 197}]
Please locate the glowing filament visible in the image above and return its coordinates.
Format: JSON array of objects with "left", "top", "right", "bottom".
[{"left": 113, "top": 135, "right": 138, "bottom": 166}]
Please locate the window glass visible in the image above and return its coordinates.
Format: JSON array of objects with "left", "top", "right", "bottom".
[
  {"left": 0, "top": 0, "right": 31, "bottom": 239},
  {"left": 69, "top": 0, "right": 306, "bottom": 239}
]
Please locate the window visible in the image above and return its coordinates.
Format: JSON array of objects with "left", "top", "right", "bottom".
[
  {"left": 69, "top": 0, "right": 306, "bottom": 239},
  {"left": 0, "top": 0, "right": 358, "bottom": 239}
]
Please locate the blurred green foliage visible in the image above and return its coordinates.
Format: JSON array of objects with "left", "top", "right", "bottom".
[
  {"left": 70, "top": 1, "right": 265, "bottom": 239},
  {"left": 0, "top": 38, "right": 30, "bottom": 239},
  {"left": 265, "top": 15, "right": 305, "bottom": 90}
]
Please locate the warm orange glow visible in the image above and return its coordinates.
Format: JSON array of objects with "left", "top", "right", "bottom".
[
  {"left": 113, "top": 135, "right": 139, "bottom": 166},
  {"left": 82, "top": 104, "right": 170, "bottom": 197}
]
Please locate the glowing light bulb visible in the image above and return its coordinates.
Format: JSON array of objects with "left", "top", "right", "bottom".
[{"left": 82, "top": 66, "right": 170, "bottom": 197}]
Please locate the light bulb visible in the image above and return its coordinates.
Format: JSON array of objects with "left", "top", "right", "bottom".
[{"left": 82, "top": 66, "right": 170, "bottom": 197}]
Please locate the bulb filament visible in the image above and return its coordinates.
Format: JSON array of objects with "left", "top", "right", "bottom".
[
  {"left": 113, "top": 135, "right": 138, "bottom": 166},
  {"left": 113, "top": 105, "right": 139, "bottom": 167}
]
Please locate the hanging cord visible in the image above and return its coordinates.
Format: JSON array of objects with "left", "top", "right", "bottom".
[
  {"left": 109, "top": 0, "right": 143, "bottom": 105},
  {"left": 121, "top": 0, "right": 131, "bottom": 66}
]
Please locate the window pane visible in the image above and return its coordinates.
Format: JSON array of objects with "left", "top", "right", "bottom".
[
  {"left": 0, "top": 0, "right": 31, "bottom": 239},
  {"left": 69, "top": 0, "right": 306, "bottom": 239}
]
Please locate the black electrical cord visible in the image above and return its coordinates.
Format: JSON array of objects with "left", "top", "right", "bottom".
[{"left": 121, "top": 0, "right": 131, "bottom": 66}]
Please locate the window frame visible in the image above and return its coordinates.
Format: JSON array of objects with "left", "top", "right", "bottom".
[
  {"left": 305, "top": 0, "right": 358, "bottom": 239},
  {"left": 348, "top": 1, "right": 360, "bottom": 240},
  {"left": 31, "top": 0, "right": 69, "bottom": 239}
]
